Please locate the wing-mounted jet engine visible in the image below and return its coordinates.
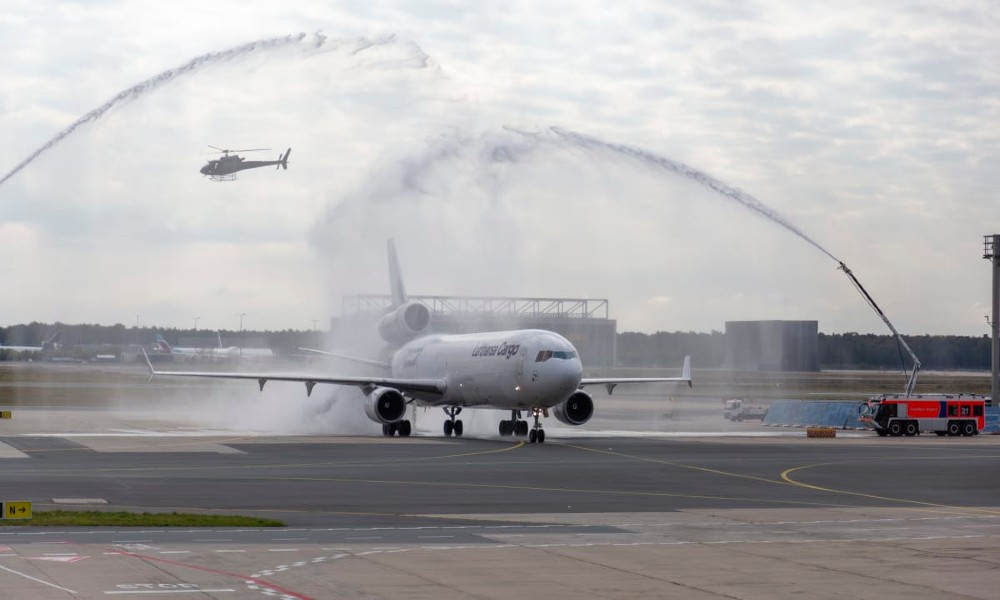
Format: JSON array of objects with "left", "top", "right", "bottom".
[
  {"left": 364, "top": 387, "right": 408, "bottom": 424},
  {"left": 552, "top": 390, "right": 595, "bottom": 426}
]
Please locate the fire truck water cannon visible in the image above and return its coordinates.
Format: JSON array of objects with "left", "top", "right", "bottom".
[{"left": 838, "top": 262, "right": 921, "bottom": 396}]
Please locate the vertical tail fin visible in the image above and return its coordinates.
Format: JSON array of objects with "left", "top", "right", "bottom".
[
  {"left": 387, "top": 238, "right": 407, "bottom": 308},
  {"left": 154, "top": 334, "right": 173, "bottom": 354},
  {"left": 42, "top": 331, "right": 61, "bottom": 351},
  {"left": 279, "top": 148, "right": 291, "bottom": 170}
]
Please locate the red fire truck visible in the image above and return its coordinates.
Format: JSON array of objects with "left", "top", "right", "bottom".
[{"left": 860, "top": 395, "right": 986, "bottom": 437}]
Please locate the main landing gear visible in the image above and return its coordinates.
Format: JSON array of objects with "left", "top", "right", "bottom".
[
  {"left": 499, "top": 409, "right": 545, "bottom": 443},
  {"left": 382, "top": 420, "right": 412, "bottom": 437},
  {"left": 443, "top": 406, "right": 464, "bottom": 437}
]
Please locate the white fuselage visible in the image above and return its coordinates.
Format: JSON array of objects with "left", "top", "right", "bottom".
[
  {"left": 389, "top": 329, "right": 582, "bottom": 409},
  {"left": 170, "top": 346, "right": 274, "bottom": 359}
]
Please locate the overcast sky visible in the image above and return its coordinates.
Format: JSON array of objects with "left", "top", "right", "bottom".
[{"left": 1, "top": 1, "right": 997, "bottom": 336}]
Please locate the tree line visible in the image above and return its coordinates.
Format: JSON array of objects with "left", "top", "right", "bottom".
[
  {"left": 617, "top": 331, "right": 992, "bottom": 370},
  {"left": 0, "top": 322, "right": 993, "bottom": 370},
  {"left": 0, "top": 322, "right": 324, "bottom": 360}
]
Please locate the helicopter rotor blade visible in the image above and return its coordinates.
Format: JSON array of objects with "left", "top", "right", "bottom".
[{"left": 207, "top": 145, "right": 271, "bottom": 154}]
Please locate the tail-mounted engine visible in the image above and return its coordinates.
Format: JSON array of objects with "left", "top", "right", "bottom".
[
  {"left": 377, "top": 301, "right": 431, "bottom": 344},
  {"left": 364, "top": 387, "right": 408, "bottom": 424},
  {"left": 553, "top": 390, "right": 594, "bottom": 426}
]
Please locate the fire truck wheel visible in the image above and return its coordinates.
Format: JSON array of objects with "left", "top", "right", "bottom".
[
  {"left": 962, "top": 421, "right": 976, "bottom": 436},
  {"left": 947, "top": 421, "right": 961, "bottom": 436},
  {"left": 888, "top": 421, "right": 903, "bottom": 437},
  {"left": 904, "top": 421, "right": 918, "bottom": 436}
]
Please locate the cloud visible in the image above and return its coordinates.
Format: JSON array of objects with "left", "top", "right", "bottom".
[{"left": 0, "top": 1, "right": 998, "bottom": 336}]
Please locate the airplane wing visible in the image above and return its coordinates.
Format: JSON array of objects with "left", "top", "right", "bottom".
[
  {"left": 297, "top": 347, "right": 390, "bottom": 370},
  {"left": 580, "top": 356, "right": 691, "bottom": 395},
  {"left": 143, "top": 350, "right": 443, "bottom": 398}
]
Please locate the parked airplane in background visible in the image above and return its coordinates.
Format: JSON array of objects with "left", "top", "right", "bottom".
[
  {"left": 0, "top": 331, "right": 61, "bottom": 353},
  {"left": 154, "top": 332, "right": 274, "bottom": 360},
  {"left": 146, "top": 240, "right": 691, "bottom": 443}
]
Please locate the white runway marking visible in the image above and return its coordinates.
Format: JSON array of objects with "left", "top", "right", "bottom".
[
  {"left": 103, "top": 590, "right": 236, "bottom": 595},
  {"left": 0, "top": 563, "right": 78, "bottom": 594}
]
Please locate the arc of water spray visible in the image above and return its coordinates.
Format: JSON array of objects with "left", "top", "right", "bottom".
[
  {"left": 544, "top": 127, "right": 841, "bottom": 264},
  {"left": 531, "top": 127, "right": 922, "bottom": 386},
  {"left": 0, "top": 32, "right": 417, "bottom": 190}
]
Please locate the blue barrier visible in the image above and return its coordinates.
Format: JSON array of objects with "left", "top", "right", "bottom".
[
  {"left": 764, "top": 400, "right": 1000, "bottom": 433},
  {"left": 985, "top": 407, "right": 1000, "bottom": 434},
  {"left": 763, "top": 400, "right": 867, "bottom": 429}
]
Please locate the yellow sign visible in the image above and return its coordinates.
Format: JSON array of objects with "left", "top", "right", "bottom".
[
  {"left": 0, "top": 411, "right": 11, "bottom": 419},
  {"left": 2, "top": 502, "right": 32, "bottom": 520}
]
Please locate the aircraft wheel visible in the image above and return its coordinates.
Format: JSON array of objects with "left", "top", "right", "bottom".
[
  {"left": 517, "top": 421, "right": 529, "bottom": 437},
  {"left": 454, "top": 420, "right": 464, "bottom": 437},
  {"left": 537, "top": 429, "right": 545, "bottom": 443},
  {"left": 962, "top": 421, "right": 976, "bottom": 436},
  {"left": 382, "top": 424, "right": 391, "bottom": 436},
  {"left": 398, "top": 420, "right": 412, "bottom": 437},
  {"left": 888, "top": 421, "right": 903, "bottom": 437},
  {"left": 947, "top": 421, "right": 961, "bottom": 436},
  {"left": 444, "top": 420, "right": 454, "bottom": 437},
  {"left": 904, "top": 421, "right": 918, "bottom": 436},
  {"left": 499, "top": 420, "right": 510, "bottom": 436},
  {"left": 529, "top": 429, "right": 537, "bottom": 443}
]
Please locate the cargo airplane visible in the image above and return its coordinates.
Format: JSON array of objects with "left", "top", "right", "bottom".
[{"left": 145, "top": 240, "right": 691, "bottom": 443}]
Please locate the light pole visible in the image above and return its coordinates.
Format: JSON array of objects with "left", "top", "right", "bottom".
[
  {"left": 192, "top": 317, "right": 200, "bottom": 331},
  {"left": 237, "top": 313, "right": 246, "bottom": 359},
  {"left": 311, "top": 319, "right": 319, "bottom": 331},
  {"left": 984, "top": 235, "right": 999, "bottom": 406}
]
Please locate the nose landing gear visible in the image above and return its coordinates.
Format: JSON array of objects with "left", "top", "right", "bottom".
[
  {"left": 443, "top": 406, "right": 464, "bottom": 437},
  {"left": 528, "top": 407, "right": 545, "bottom": 444}
]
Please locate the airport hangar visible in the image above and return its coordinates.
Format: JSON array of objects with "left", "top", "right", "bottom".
[
  {"left": 330, "top": 293, "right": 819, "bottom": 372},
  {"left": 332, "top": 294, "right": 618, "bottom": 366}
]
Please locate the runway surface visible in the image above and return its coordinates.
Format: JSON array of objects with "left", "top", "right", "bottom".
[{"left": 0, "top": 404, "right": 999, "bottom": 599}]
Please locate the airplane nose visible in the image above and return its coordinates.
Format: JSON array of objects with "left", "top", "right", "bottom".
[{"left": 538, "top": 357, "right": 582, "bottom": 397}]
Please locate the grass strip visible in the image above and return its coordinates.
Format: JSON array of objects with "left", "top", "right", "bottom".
[{"left": 0, "top": 511, "right": 284, "bottom": 527}]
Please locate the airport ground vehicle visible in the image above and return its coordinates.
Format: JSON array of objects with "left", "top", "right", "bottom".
[
  {"left": 722, "top": 398, "right": 768, "bottom": 422},
  {"left": 860, "top": 395, "right": 986, "bottom": 437}
]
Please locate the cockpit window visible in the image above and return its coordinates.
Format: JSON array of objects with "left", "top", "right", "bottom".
[{"left": 535, "top": 350, "right": 576, "bottom": 362}]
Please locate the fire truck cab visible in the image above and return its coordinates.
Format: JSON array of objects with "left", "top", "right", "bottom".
[{"left": 861, "top": 395, "right": 986, "bottom": 437}]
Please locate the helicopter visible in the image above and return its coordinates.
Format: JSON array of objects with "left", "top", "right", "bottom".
[{"left": 200, "top": 146, "right": 291, "bottom": 181}]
